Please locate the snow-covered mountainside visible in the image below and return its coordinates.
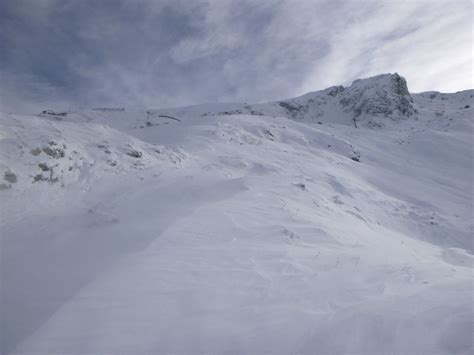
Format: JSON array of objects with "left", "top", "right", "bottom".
[{"left": 1, "top": 73, "right": 473, "bottom": 355}]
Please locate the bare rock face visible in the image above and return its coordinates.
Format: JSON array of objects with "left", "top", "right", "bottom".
[{"left": 339, "top": 73, "right": 416, "bottom": 127}]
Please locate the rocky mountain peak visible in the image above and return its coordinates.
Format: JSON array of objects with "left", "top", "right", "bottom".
[{"left": 339, "top": 73, "right": 416, "bottom": 127}]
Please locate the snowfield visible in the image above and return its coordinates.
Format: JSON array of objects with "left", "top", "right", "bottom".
[{"left": 1, "top": 74, "right": 473, "bottom": 354}]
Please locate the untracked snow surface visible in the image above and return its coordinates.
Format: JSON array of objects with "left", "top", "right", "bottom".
[{"left": 1, "top": 74, "right": 473, "bottom": 354}]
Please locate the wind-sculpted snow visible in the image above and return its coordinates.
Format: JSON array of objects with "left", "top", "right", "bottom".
[
  {"left": 1, "top": 74, "right": 473, "bottom": 355},
  {"left": 0, "top": 113, "right": 186, "bottom": 195}
]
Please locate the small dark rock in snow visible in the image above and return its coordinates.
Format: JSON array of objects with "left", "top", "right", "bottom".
[
  {"left": 42, "top": 145, "right": 65, "bottom": 158},
  {"left": 42, "top": 110, "right": 67, "bottom": 117},
  {"left": 4, "top": 171, "right": 17, "bottom": 183},
  {"left": 294, "top": 183, "right": 306, "bottom": 190},
  {"left": 127, "top": 150, "right": 143, "bottom": 158},
  {"left": 38, "top": 163, "right": 50, "bottom": 171}
]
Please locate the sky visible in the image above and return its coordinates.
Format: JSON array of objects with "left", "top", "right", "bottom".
[{"left": 1, "top": 0, "right": 472, "bottom": 112}]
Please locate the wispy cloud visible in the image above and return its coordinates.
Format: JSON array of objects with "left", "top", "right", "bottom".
[
  {"left": 0, "top": 0, "right": 472, "bottom": 113},
  {"left": 298, "top": 0, "right": 473, "bottom": 93}
]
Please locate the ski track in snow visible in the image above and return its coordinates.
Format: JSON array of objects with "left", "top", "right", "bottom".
[{"left": 1, "top": 74, "right": 473, "bottom": 355}]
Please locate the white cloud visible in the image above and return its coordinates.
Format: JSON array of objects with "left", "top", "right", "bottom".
[{"left": 298, "top": 0, "right": 473, "bottom": 93}]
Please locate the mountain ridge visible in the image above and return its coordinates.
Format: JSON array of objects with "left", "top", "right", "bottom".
[{"left": 149, "top": 72, "right": 471, "bottom": 128}]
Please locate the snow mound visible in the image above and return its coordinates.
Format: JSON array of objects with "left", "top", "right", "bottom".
[{"left": 0, "top": 113, "right": 186, "bottom": 194}]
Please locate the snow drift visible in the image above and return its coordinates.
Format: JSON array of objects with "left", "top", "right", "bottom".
[{"left": 1, "top": 74, "right": 473, "bottom": 355}]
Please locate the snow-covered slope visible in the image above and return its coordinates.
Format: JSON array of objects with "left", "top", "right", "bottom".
[
  {"left": 175, "top": 73, "right": 417, "bottom": 127},
  {"left": 1, "top": 74, "right": 473, "bottom": 355}
]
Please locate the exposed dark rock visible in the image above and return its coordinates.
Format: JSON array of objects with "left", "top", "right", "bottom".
[
  {"left": 339, "top": 73, "right": 416, "bottom": 127},
  {"left": 38, "top": 163, "right": 50, "bottom": 171},
  {"left": 4, "top": 171, "right": 17, "bottom": 183},
  {"left": 293, "top": 183, "right": 306, "bottom": 190},
  {"left": 41, "top": 110, "right": 67, "bottom": 117},
  {"left": 42, "top": 146, "right": 65, "bottom": 158},
  {"left": 127, "top": 150, "right": 143, "bottom": 158}
]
